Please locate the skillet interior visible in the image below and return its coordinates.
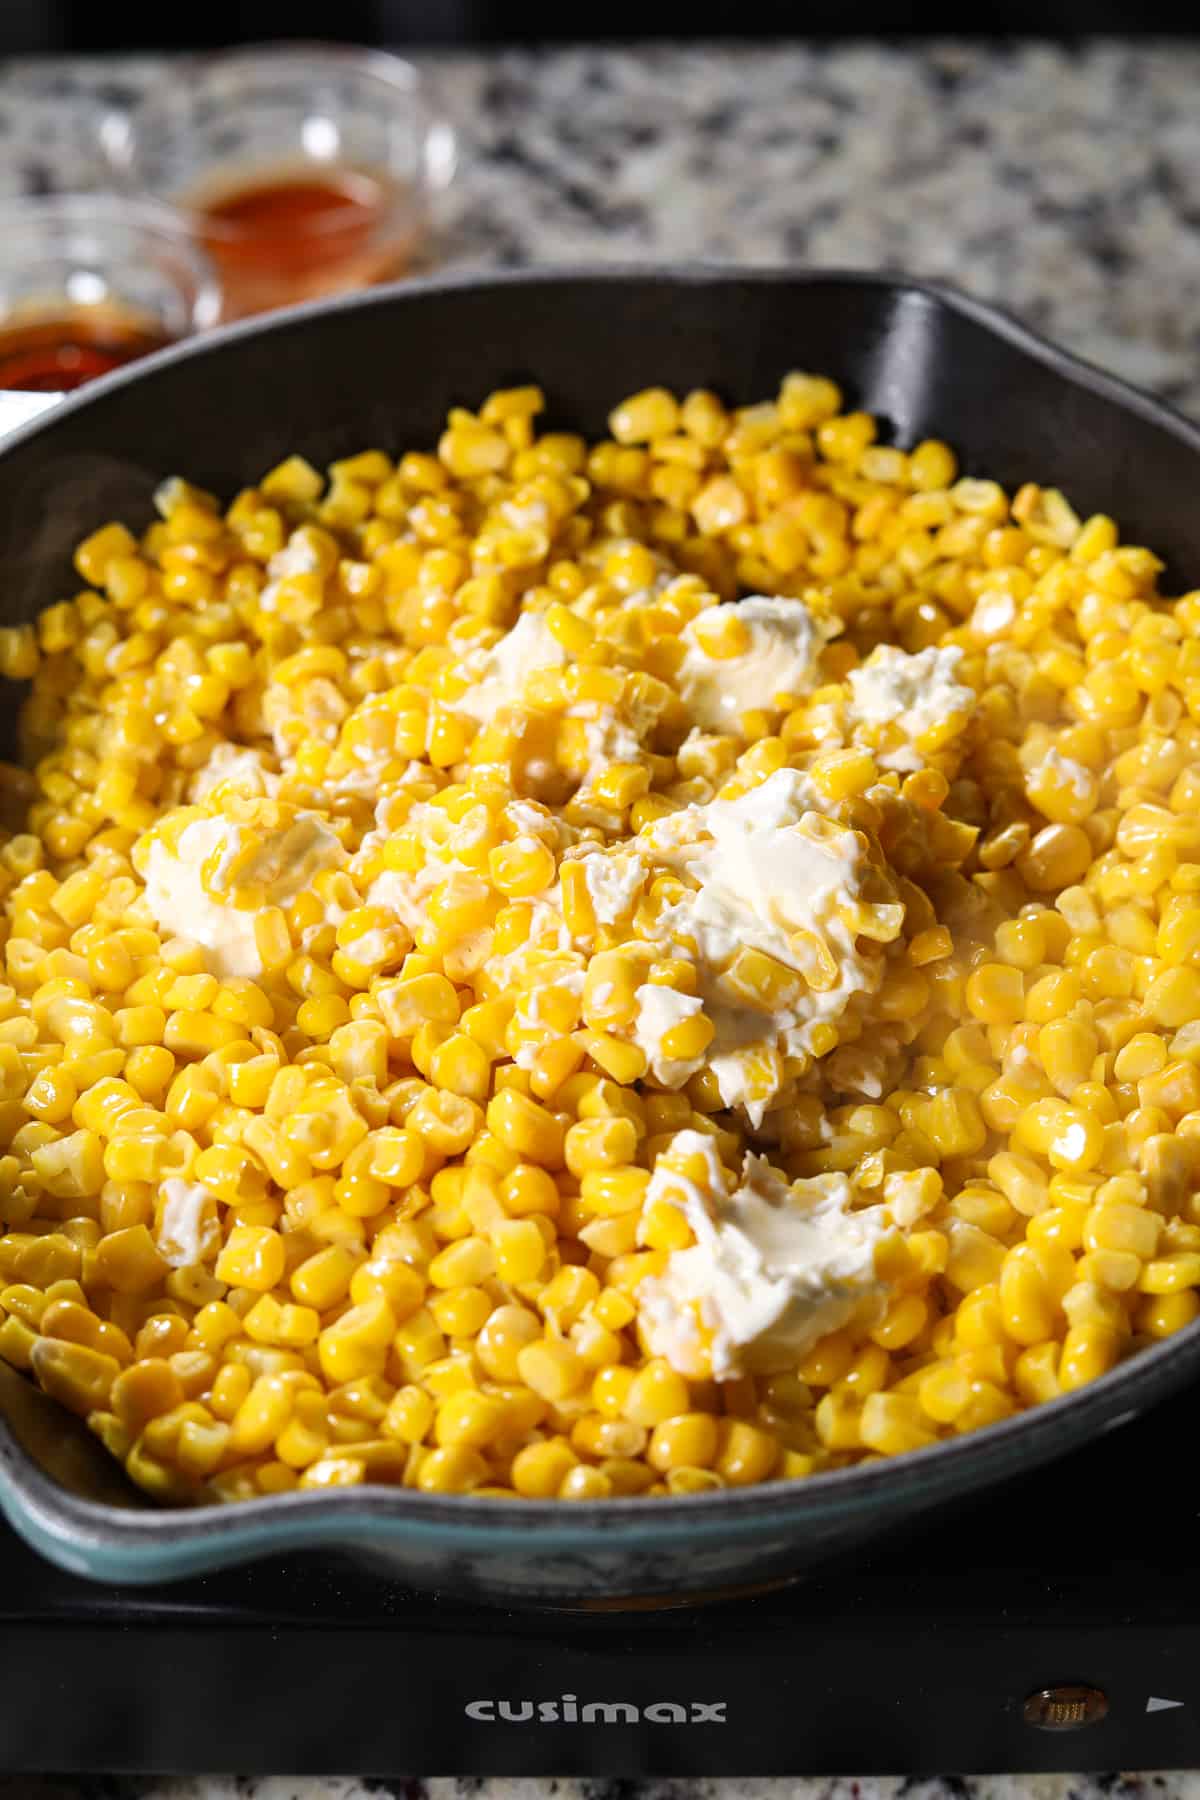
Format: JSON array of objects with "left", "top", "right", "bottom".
[{"left": 2, "top": 265, "right": 1200, "bottom": 1602}]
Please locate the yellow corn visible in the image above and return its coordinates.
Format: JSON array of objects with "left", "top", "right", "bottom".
[{"left": 6, "top": 372, "right": 1200, "bottom": 1511}]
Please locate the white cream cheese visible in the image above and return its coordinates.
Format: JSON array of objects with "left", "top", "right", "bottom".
[
  {"left": 846, "top": 644, "right": 973, "bottom": 771},
  {"left": 141, "top": 818, "right": 259, "bottom": 977},
  {"left": 451, "top": 611, "right": 568, "bottom": 721},
  {"left": 367, "top": 868, "right": 444, "bottom": 935},
  {"left": 140, "top": 811, "right": 344, "bottom": 978},
  {"left": 360, "top": 796, "right": 479, "bottom": 931},
  {"left": 636, "top": 1133, "right": 890, "bottom": 1377},
  {"left": 708, "top": 1051, "right": 757, "bottom": 1114},
  {"left": 263, "top": 678, "right": 348, "bottom": 762},
  {"left": 1031, "top": 747, "right": 1095, "bottom": 802},
  {"left": 646, "top": 767, "right": 842, "bottom": 972},
  {"left": 579, "top": 847, "right": 648, "bottom": 927},
  {"left": 317, "top": 747, "right": 404, "bottom": 802},
  {"left": 484, "top": 893, "right": 576, "bottom": 997},
  {"left": 505, "top": 799, "right": 561, "bottom": 845},
  {"left": 189, "top": 744, "right": 280, "bottom": 802},
  {"left": 156, "top": 1178, "right": 219, "bottom": 1268},
  {"left": 342, "top": 927, "right": 401, "bottom": 968},
  {"left": 631, "top": 768, "right": 884, "bottom": 1117},
  {"left": 513, "top": 966, "right": 585, "bottom": 1067},
  {"left": 575, "top": 708, "right": 641, "bottom": 783},
  {"left": 633, "top": 983, "right": 704, "bottom": 1086},
  {"left": 675, "top": 596, "right": 837, "bottom": 731}
]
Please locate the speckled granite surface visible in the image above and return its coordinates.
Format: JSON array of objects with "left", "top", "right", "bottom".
[
  {"left": 2, "top": 42, "right": 1200, "bottom": 415},
  {"left": 1, "top": 37, "right": 1199, "bottom": 1800},
  {"left": 3, "top": 1777, "right": 1200, "bottom": 1800}
]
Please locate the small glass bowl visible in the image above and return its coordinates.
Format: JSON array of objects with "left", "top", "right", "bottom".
[
  {"left": 0, "top": 195, "right": 221, "bottom": 391},
  {"left": 107, "top": 43, "right": 458, "bottom": 318}
]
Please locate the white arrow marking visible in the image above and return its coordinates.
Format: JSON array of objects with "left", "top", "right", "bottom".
[{"left": 1147, "top": 1697, "right": 1186, "bottom": 1713}]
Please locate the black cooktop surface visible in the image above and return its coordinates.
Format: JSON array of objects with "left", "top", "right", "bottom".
[{"left": 1, "top": 1387, "right": 1196, "bottom": 1776}]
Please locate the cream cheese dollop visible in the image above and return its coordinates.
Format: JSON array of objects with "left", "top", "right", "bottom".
[
  {"left": 631, "top": 767, "right": 893, "bottom": 1119},
  {"left": 1028, "top": 746, "right": 1095, "bottom": 803},
  {"left": 632, "top": 983, "right": 705, "bottom": 1086},
  {"left": 846, "top": 644, "right": 973, "bottom": 772},
  {"left": 139, "top": 811, "right": 345, "bottom": 978},
  {"left": 675, "top": 596, "right": 838, "bottom": 731},
  {"left": 636, "top": 1131, "right": 891, "bottom": 1378},
  {"left": 578, "top": 846, "right": 649, "bottom": 927},
  {"left": 188, "top": 744, "right": 281, "bottom": 802},
  {"left": 450, "top": 611, "right": 568, "bottom": 722},
  {"left": 156, "top": 1178, "right": 220, "bottom": 1269}
]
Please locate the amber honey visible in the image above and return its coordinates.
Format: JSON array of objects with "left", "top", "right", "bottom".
[
  {"left": 0, "top": 307, "right": 174, "bottom": 392},
  {"left": 191, "top": 163, "right": 418, "bottom": 318}
]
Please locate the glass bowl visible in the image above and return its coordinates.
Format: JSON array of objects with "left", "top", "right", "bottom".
[
  {"left": 0, "top": 194, "right": 221, "bottom": 391},
  {"left": 107, "top": 43, "right": 458, "bottom": 318}
]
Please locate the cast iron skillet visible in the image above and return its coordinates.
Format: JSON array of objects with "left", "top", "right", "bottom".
[{"left": 1, "top": 265, "right": 1199, "bottom": 1607}]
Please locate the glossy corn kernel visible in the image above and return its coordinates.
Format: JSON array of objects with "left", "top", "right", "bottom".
[{"left": 8, "top": 373, "right": 1200, "bottom": 1514}]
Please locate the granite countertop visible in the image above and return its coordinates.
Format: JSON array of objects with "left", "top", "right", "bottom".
[
  {"left": 5, "top": 1775, "right": 1200, "bottom": 1800},
  {"left": 1, "top": 35, "right": 1199, "bottom": 1800},
  {"left": 1, "top": 40, "right": 1200, "bottom": 413}
]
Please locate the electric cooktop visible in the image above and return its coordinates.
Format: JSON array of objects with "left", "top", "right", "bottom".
[{"left": 1, "top": 1386, "right": 1195, "bottom": 1778}]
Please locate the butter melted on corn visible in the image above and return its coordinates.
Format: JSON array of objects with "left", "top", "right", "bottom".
[{"left": 1, "top": 376, "right": 1199, "bottom": 1503}]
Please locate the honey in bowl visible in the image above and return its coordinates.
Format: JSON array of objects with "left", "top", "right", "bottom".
[
  {"left": 0, "top": 306, "right": 174, "bottom": 392},
  {"left": 189, "top": 162, "right": 420, "bottom": 318}
]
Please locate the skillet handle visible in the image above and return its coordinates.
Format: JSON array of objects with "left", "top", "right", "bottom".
[{"left": 0, "top": 390, "right": 64, "bottom": 438}]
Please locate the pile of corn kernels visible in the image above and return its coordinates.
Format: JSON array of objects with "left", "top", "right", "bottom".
[{"left": 2, "top": 373, "right": 1200, "bottom": 1506}]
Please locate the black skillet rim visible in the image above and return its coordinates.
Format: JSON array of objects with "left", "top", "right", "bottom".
[{"left": 2, "top": 261, "right": 1199, "bottom": 1570}]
